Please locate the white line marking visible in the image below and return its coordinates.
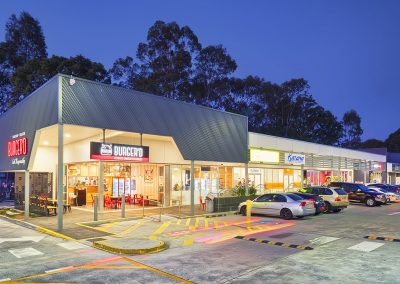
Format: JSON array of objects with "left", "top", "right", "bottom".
[
  {"left": 387, "top": 212, "right": 400, "bottom": 216},
  {"left": 57, "top": 242, "right": 88, "bottom": 250},
  {"left": 348, "top": 241, "right": 384, "bottom": 252},
  {"left": 9, "top": 247, "right": 43, "bottom": 258},
  {"left": 310, "top": 236, "right": 340, "bottom": 245},
  {"left": 0, "top": 279, "right": 11, "bottom": 282},
  {"left": 0, "top": 236, "right": 44, "bottom": 244},
  {"left": 45, "top": 266, "right": 74, "bottom": 273}
]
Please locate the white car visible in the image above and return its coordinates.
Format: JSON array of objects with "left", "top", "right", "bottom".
[{"left": 238, "top": 193, "right": 315, "bottom": 220}]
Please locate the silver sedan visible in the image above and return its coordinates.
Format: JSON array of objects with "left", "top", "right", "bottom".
[{"left": 238, "top": 193, "right": 316, "bottom": 219}]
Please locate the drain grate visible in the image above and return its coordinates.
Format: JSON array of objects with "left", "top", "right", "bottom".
[
  {"left": 269, "top": 233, "right": 294, "bottom": 239},
  {"left": 87, "top": 237, "right": 107, "bottom": 242}
]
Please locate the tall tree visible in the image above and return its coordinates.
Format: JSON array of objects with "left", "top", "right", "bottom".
[
  {"left": 110, "top": 21, "right": 201, "bottom": 101},
  {"left": 0, "top": 11, "right": 47, "bottom": 110},
  {"left": 341, "top": 110, "right": 363, "bottom": 148},
  {"left": 191, "top": 45, "right": 237, "bottom": 107},
  {"left": 385, "top": 128, "right": 400, "bottom": 152},
  {"left": 359, "top": 139, "right": 386, "bottom": 149},
  {"left": 10, "top": 55, "right": 109, "bottom": 105}
]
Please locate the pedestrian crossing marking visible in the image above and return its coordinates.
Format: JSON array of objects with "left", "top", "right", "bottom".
[
  {"left": 153, "top": 221, "right": 172, "bottom": 235},
  {"left": 348, "top": 241, "right": 384, "bottom": 252},
  {"left": 9, "top": 247, "right": 43, "bottom": 258},
  {"left": 310, "top": 236, "right": 340, "bottom": 246},
  {"left": 57, "top": 242, "right": 88, "bottom": 250}
]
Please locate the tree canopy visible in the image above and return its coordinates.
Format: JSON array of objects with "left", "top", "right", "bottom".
[{"left": 4, "top": 13, "right": 398, "bottom": 150}]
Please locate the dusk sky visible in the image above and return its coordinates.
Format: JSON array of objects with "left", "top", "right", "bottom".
[{"left": 1, "top": 0, "right": 399, "bottom": 140}]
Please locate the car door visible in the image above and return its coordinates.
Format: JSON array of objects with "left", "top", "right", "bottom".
[
  {"left": 269, "top": 194, "right": 287, "bottom": 216},
  {"left": 251, "top": 194, "right": 272, "bottom": 214},
  {"left": 352, "top": 185, "right": 365, "bottom": 202}
]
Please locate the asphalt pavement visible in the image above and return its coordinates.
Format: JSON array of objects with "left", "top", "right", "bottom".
[{"left": 0, "top": 202, "right": 399, "bottom": 283}]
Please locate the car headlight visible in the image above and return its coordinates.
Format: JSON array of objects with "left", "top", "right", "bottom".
[{"left": 377, "top": 195, "right": 384, "bottom": 198}]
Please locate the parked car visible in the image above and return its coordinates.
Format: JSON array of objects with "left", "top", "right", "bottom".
[
  {"left": 329, "top": 182, "right": 386, "bottom": 207},
  {"left": 238, "top": 193, "right": 315, "bottom": 220},
  {"left": 367, "top": 187, "right": 396, "bottom": 203},
  {"left": 289, "top": 192, "right": 325, "bottom": 215},
  {"left": 368, "top": 183, "right": 399, "bottom": 196},
  {"left": 300, "top": 186, "right": 349, "bottom": 212}
]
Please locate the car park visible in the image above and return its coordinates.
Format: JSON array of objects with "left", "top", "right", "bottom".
[
  {"left": 289, "top": 192, "right": 325, "bottom": 215},
  {"left": 368, "top": 183, "right": 399, "bottom": 197},
  {"left": 300, "top": 186, "right": 349, "bottom": 212},
  {"left": 330, "top": 182, "right": 386, "bottom": 207},
  {"left": 367, "top": 187, "right": 396, "bottom": 203},
  {"left": 238, "top": 193, "right": 315, "bottom": 220}
]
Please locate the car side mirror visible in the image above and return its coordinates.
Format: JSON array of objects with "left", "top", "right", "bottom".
[{"left": 357, "top": 189, "right": 362, "bottom": 193}]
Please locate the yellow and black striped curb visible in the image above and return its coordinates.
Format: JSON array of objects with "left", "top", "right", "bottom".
[
  {"left": 365, "top": 236, "right": 400, "bottom": 242},
  {"left": 234, "top": 236, "right": 314, "bottom": 250},
  {"left": 93, "top": 239, "right": 167, "bottom": 255}
]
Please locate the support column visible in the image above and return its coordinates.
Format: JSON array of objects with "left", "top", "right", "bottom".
[
  {"left": 363, "top": 160, "right": 367, "bottom": 184},
  {"left": 245, "top": 163, "right": 249, "bottom": 195},
  {"left": 24, "top": 170, "right": 29, "bottom": 219},
  {"left": 190, "top": 161, "right": 195, "bottom": 216},
  {"left": 57, "top": 123, "right": 64, "bottom": 231},
  {"left": 300, "top": 164, "right": 304, "bottom": 188},
  {"left": 99, "top": 162, "right": 104, "bottom": 212},
  {"left": 99, "top": 129, "right": 106, "bottom": 212}
]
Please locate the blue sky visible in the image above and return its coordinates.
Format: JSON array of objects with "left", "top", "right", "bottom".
[{"left": 1, "top": 0, "right": 399, "bottom": 140}]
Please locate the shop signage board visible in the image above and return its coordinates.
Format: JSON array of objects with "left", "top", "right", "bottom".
[
  {"left": 249, "top": 148, "right": 279, "bottom": 163},
  {"left": 7, "top": 132, "right": 28, "bottom": 166},
  {"left": 284, "top": 153, "right": 305, "bottom": 165},
  {"left": 90, "top": 142, "right": 149, "bottom": 162}
]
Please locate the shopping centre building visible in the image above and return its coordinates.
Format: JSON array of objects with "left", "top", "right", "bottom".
[{"left": 0, "top": 74, "right": 387, "bottom": 229}]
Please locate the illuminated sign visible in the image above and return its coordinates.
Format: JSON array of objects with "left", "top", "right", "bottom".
[
  {"left": 90, "top": 142, "right": 149, "bottom": 162},
  {"left": 284, "top": 153, "right": 305, "bottom": 165},
  {"left": 249, "top": 148, "right": 279, "bottom": 163},
  {"left": 8, "top": 137, "right": 28, "bottom": 158}
]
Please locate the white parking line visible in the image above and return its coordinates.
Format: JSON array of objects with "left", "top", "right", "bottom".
[
  {"left": 387, "top": 212, "right": 400, "bottom": 216},
  {"left": 0, "top": 279, "right": 11, "bottom": 282},
  {"left": 310, "top": 236, "right": 340, "bottom": 245},
  {"left": 348, "top": 241, "right": 384, "bottom": 252},
  {"left": 57, "top": 241, "right": 88, "bottom": 250},
  {"left": 9, "top": 247, "right": 43, "bottom": 258}
]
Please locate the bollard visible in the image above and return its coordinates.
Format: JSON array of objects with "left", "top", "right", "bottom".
[
  {"left": 94, "top": 195, "right": 98, "bottom": 221},
  {"left": 142, "top": 197, "right": 145, "bottom": 218},
  {"left": 246, "top": 199, "right": 252, "bottom": 222},
  {"left": 121, "top": 194, "right": 125, "bottom": 218}
]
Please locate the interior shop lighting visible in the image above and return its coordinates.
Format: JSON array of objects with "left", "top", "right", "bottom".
[{"left": 43, "top": 141, "right": 49, "bottom": 146}]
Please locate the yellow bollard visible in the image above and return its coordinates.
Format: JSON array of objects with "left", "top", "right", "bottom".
[{"left": 246, "top": 199, "right": 252, "bottom": 222}]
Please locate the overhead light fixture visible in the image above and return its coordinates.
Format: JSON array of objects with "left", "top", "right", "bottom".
[
  {"left": 65, "top": 133, "right": 71, "bottom": 138},
  {"left": 43, "top": 141, "right": 49, "bottom": 146}
]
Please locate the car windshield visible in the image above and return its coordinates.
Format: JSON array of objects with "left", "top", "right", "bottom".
[
  {"left": 334, "top": 189, "right": 347, "bottom": 195},
  {"left": 286, "top": 194, "right": 303, "bottom": 201}
]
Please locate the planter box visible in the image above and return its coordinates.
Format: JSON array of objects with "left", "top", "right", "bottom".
[{"left": 212, "top": 195, "right": 258, "bottom": 213}]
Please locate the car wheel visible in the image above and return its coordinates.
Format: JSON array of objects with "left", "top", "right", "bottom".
[
  {"left": 280, "top": 208, "right": 293, "bottom": 220},
  {"left": 240, "top": 206, "right": 247, "bottom": 216},
  {"left": 333, "top": 208, "right": 342, "bottom": 213},
  {"left": 297, "top": 216, "right": 305, "bottom": 218},
  {"left": 365, "top": 198, "right": 376, "bottom": 207},
  {"left": 324, "top": 202, "right": 332, "bottom": 213}
]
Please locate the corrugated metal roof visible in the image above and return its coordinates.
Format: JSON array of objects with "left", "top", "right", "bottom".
[
  {"left": 0, "top": 76, "right": 59, "bottom": 171},
  {"left": 60, "top": 75, "right": 248, "bottom": 163}
]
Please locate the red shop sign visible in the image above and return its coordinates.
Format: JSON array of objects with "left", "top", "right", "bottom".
[{"left": 8, "top": 137, "right": 28, "bottom": 157}]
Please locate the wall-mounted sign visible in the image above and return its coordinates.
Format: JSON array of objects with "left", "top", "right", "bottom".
[
  {"left": 248, "top": 168, "right": 262, "bottom": 174},
  {"left": 90, "top": 142, "right": 149, "bottom": 162},
  {"left": 284, "top": 153, "right": 305, "bottom": 165},
  {"left": 8, "top": 132, "right": 28, "bottom": 166},
  {"left": 249, "top": 148, "right": 279, "bottom": 163}
]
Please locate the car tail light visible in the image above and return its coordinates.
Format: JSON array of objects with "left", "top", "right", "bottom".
[
  {"left": 307, "top": 198, "right": 315, "bottom": 203},
  {"left": 300, "top": 201, "right": 307, "bottom": 207},
  {"left": 394, "top": 187, "right": 398, "bottom": 193},
  {"left": 335, "top": 197, "right": 341, "bottom": 202}
]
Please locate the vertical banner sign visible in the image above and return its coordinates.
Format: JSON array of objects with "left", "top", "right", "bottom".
[
  {"left": 90, "top": 142, "right": 149, "bottom": 162},
  {"left": 8, "top": 132, "right": 28, "bottom": 166}
]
